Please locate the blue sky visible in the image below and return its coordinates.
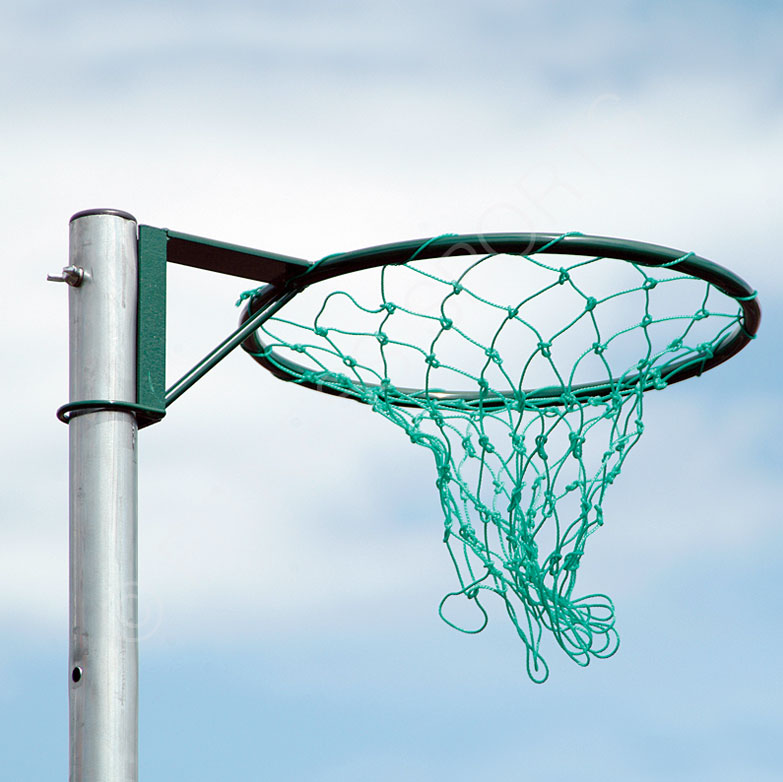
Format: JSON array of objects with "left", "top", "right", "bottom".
[{"left": 1, "top": 1, "right": 782, "bottom": 780}]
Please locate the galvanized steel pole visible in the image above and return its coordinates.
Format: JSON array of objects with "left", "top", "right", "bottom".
[{"left": 67, "top": 210, "right": 139, "bottom": 782}]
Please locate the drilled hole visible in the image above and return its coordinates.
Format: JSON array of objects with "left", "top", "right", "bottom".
[{"left": 71, "top": 666, "right": 82, "bottom": 683}]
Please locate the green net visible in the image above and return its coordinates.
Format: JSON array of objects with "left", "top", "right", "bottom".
[{"left": 238, "top": 234, "right": 750, "bottom": 682}]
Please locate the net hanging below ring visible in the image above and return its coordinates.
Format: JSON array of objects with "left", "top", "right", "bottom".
[{"left": 236, "top": 232, "right": 760, "bottom": 682}]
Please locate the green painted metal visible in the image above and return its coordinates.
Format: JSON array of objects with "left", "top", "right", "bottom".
[
  {"left": 132, "top": 225, "right": 312, "bottom": 423},
  {"left": 165, "top": 229, "right": 310, "bottom": 283},
  {"left": 136, "top": 225, "right": 168, "bottom": 427}
]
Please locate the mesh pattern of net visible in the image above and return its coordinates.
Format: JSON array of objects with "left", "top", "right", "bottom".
[{"left": 240, "top": 235, "right": 747, "bottom": 682}]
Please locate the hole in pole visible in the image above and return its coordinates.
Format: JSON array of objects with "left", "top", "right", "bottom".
[{"left": 71, "top": 666, "right": 82, "bottom": 683}]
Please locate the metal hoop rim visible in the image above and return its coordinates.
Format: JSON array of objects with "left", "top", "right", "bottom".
[{"left": 239, "top": 232, "right": 761, "bottom": 407}]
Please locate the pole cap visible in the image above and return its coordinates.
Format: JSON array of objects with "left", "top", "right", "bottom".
[{"left": 70, "top": 208, "right": 137, "bottom": 223}]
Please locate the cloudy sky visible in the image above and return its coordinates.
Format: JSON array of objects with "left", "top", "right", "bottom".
[{"left": 1, "top": 1, "right": 781, "bottom": 779}]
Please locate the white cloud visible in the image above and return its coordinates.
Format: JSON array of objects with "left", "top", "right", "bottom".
[{"left": 1, "top": 0, "right": 779, "bottom": 653}]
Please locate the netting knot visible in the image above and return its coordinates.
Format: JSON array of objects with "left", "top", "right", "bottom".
[
  {"left": 343, "top": 355, "right": 357, "bottom": 368},
  {"left": 371, "top": 395, "right": 390, "bottom": 413},
  {"left": 440, "top": 317, "right": 453, "bottom": 330},
  {"left": 507, "top": 305, "right": 520, "bottom": 320},
  {"left": 650, "top": 370, "right": 667, "bottom": 390},
  {"left": 451, "top": 281, "right": 464, "bottom": 295},
  {"left": 423, "top": 404, "right": 442, "bottom": 428},
  {"left": 383, "top": 301, "right": 397, "bottom": 314},
  {"left": 425, "top": 353, "right": 441, "bottom": 368},
  {"left": 314, "top": 326, "right": 329, "bottom": 337},
  {"left": 697, "top": 342, "right": 714, "bottom": 358},
  {"left": 375, "top": 378, "right": 392, "bottom": 401},
  {"left": 568, "top": 432, "right": 585, "bottom": 458},
  {"left": 538, "top": 341, "right": 552, "bottom": 358},
  {"left": 461, "top": 435, "right": 476, "bottom": 457},
  {"left": 593, "top": 342, "right": 605, "bottom": 355},
  {"left": 694, "top": 308, "right": 708, "bottom": 320},
  {"left": 435, "top": 469, "right": 452, "bottom": 488},
  {"left": 484, "top": 347, "right": 502, "bottom": 364},
  {"left": 475, "top": 504, "right": 492, "bottom": 523},
  {"left": 641, "top": 314, "right": 653, "bottom": 327},
  {"left": 235, "top": 286, "right": 263, "bottom": 306},
  {"left": 535, "top": 434, "right": 548, "bottom": 460},
  {"left": 481, "top": 508, "right": 502, "bottom": 527},
  {"left": 459, "top": 524, "right": 477, "bottom": 541},
  {"left": 558, "top": 268, "right": 570, "bottom": 284},
  {"left": 562, "top": 390, "right": 578, "bottom": 408},
  {"left": 643, "top": 277, "right": 657, "bottom": 290},
  {"left": 584, "top": 296, "right": 597, "bottom": 312},
  {"left": 478, "top": 434, "right": 495, "bottom": 453}
]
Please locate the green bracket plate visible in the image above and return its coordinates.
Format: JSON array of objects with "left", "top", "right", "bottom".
[
  {"left": 135, "top": 225, "right": 311, "bottom": 427},
  {"left": 136, "top": 226, "right": 168, "bottom": 427}
]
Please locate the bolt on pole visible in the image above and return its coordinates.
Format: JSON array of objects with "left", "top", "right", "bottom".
[{"left": 66, "top": 210, "right": 139, "bottom": 782}]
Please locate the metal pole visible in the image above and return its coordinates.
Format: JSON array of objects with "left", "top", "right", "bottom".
[{"left": 67, "top": 210, "right": 139, "bottom": 782}]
